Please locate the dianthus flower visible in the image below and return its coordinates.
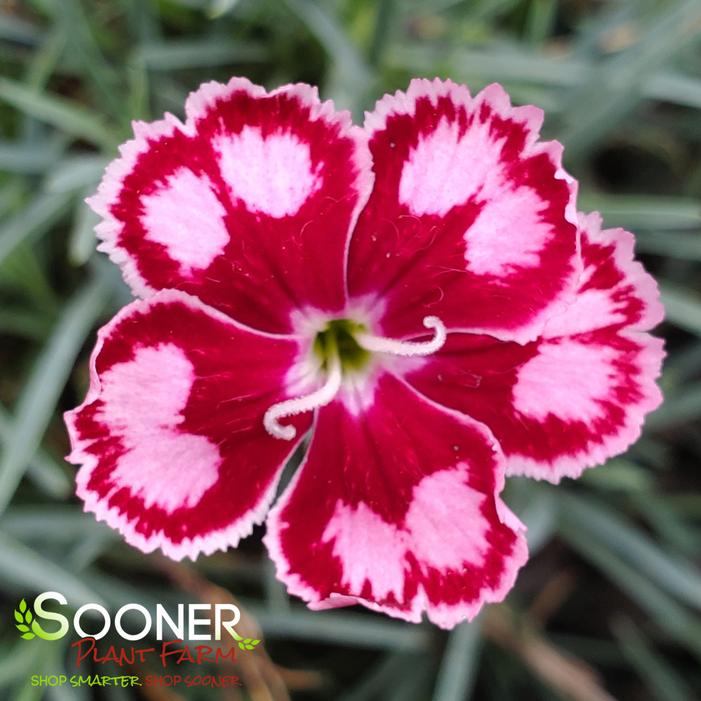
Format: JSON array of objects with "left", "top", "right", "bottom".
[{"left": 65, "top": 78, "right": 663, "bottom": 627}]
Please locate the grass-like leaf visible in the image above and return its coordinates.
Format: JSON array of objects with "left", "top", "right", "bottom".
[
  {"left": 433, "top": 620, "right": 482, "bottom": 701},
  {"left": 558, "top": 492, "right": 701, "bottom": 610},
  {"left": 0, "top": 531, "right": 106, "bottom": 606},
  {"left": 0, "top": 191, "right": 72, "bottom": 269},
  {"left": 0, "top": 275, "right": 112, "bottom": 515},
  {"left": 559, "top": 521, "right": 701, "bottom": 662},
  {"left": 613, "top": 618, "right": 695, "bottom": 701},
  {"left": 0, "top": 78, "right": 117, "bottom": 150},
  {"left": 660, "top": 283, "right": 701, "bottom": 337}
]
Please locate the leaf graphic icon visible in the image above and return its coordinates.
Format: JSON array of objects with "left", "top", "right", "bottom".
[
  {"left": 15, "top": 598, "right": 39, "bottom": 639},
  {"left": 237, "top": 637, "right": 260, "bottom": 651}
]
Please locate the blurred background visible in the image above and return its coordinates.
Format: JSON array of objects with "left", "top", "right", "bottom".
[{"left": 0, "top": 0, "right": 700, "bottom": 699}]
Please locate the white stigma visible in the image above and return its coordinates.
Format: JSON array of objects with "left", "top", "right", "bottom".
[
  {"left": 264, "top": 353, "right": 342, "bottom": 441},
  {"left": 355, "top": 316, "right": 447, "bottom": 357}
]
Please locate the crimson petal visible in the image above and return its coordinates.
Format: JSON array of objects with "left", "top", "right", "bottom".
[
  {"left": 90, "top": 78, "right": 372, "bottom": 333},
  {"left": 404, "top": 213, "right": 664, "bottom": 482},
  {"left": 265, "top": 373, "right": 526, "bottom": 628},
  {"left": 65, "top": 290, "right": 311, "bottom": 559},
  {"left": 348, "top": 78, "right": 579, "bottom": 344}
]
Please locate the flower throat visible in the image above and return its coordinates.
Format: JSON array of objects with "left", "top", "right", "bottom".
[
  {"left": 312, "top": 319, "right": 371, "bottom": 373},
  {"left": 264, "top": 315, "right": 447, "bottom": 441}
]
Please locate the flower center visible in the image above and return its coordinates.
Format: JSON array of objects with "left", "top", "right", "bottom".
[
  {"left": 263, "top": 316, "right": 447, "bottom": 440},
  {"left": 313, "top": 318, "right": 372, "bottom": 373}
]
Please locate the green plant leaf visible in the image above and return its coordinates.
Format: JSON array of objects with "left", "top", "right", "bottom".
[
  {"left": 0, "top": 191, "right": 72, "bottom": 269},
  {"left": 0, "top": 274, "right": 112, "bottom": 515},
  {"left": 433, "top": 621, "right": 481, "bottom": 701},
  {"left": 0, "top": 138, "right": 64, "bottom": 175},
  {"left": 45, "top": 155, "right": 107, "bottom": 193},
  {"left": 559, "top": 520, "right": 701, "bottom": 661},
  {"left": 133, "top": 39, "right": 266, "bottom": 70},
  {"left": 556, "top": 0, "right": 701, "bottom": 157},
  {"left": 0, "top": 78, "right": 117, "bottom": 150},
  {"left": 0, "top": 11, "right": 43, "bottom": 45},
  {"left": 558, "top": 492, "right": 701, "bottom": 610},
  {"left": 614, "top": 617, "right": 694, "bottom": 701},
  {"left": 281, "top": 0, "right": 371, "bottom": 110},
  {"left": 577, "top": 194, "right": 701, "bottom": 231},
  {"left": 0, "top": 531, "right": 106, "bottom": 606},
  {"left": 0, "top": 405, "right": 71, "bottom": 499},
  {"left": 660, "top": 283, "right": 701, "bottom": 337},
  {"left": 647, "top": 382, "right": 701, "bottom": 430}
]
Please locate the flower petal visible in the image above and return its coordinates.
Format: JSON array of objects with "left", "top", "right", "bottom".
[
  {"left": 264, "top": 373, "right": 527, "bottom": 628},
  {"left": 404, "top": 214, "right": 664, "bottom": 482},
  {"left": 65, "top": 290, "right": 311, "bottom": 560},
  {"left": 90, "top": 78, "right": 372, "bottom": 333},
  {"left": 348, "top": 78, "right": 579, "bottom": 343},
  {"left": 541, "top": 212, "right": 664, "bottom": 337}
]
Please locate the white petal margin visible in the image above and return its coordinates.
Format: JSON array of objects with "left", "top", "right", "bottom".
[
  {"left": 353, "top": 77, "right": 582, "bottom": 344},
  {"left": 65, "top": 289, "right": 310, "bottom": 560},
  {"left": 87, "top": 115, "right": 185, "bottom": 298},
  {"left": 89, "top": 76, "right": 373, "bottom": 302},
  {"left": 506, "top": 211, "right": 666, "bottom": 481},
  {"left": 264, "top": 377, "right": 528, "bottom": 628}
]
